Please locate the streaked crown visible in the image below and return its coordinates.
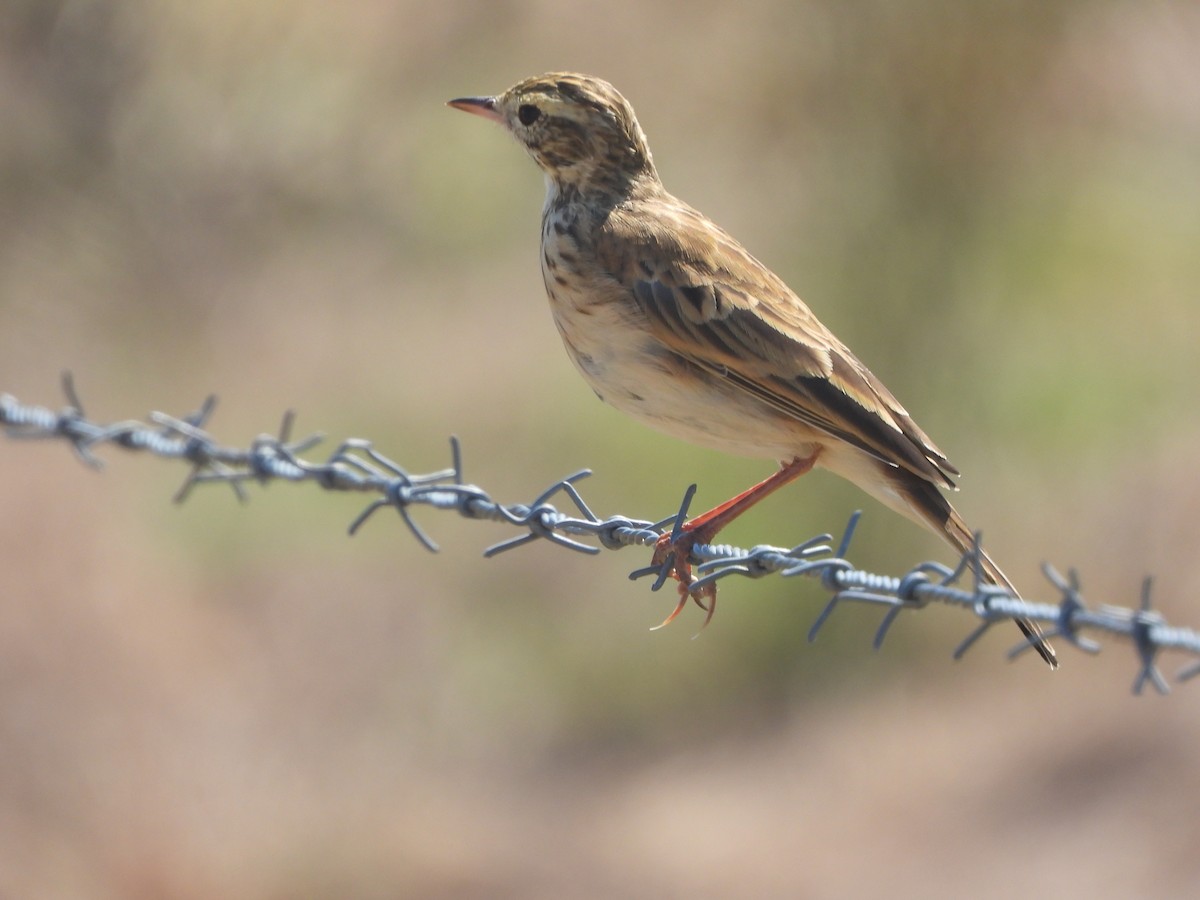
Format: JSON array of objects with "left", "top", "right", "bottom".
[{"left": 450, "top": 73, "right": 659, "bottom": 196}]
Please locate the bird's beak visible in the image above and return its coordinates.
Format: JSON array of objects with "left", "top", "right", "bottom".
[{"left": 447, "top": 95, "right": 503, "bottom": 124}]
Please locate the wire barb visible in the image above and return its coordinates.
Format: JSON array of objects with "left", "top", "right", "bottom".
[{"left": 4, "top": 379, "right": 1199, "bottom": 692}]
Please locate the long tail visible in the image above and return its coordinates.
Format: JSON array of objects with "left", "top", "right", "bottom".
[{"left": 892, "top": 472, "right": 1058, "bottom": 669}]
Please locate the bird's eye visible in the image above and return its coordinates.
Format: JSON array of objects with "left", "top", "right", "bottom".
[{"left": 517, "top": 104, "right": 541, "bottom": 126}]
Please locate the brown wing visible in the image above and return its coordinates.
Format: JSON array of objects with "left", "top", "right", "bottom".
[{"left": 594, "top": 196, "right": 958, "bottom": 489}]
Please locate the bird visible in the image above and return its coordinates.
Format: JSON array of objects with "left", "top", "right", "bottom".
[{"left": 448, "top": 73, "right": 1057, "bottom": 668}]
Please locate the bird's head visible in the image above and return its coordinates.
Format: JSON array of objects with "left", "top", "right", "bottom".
[{"left": 449, "top": 73, "right": 658, "bottom": 197}]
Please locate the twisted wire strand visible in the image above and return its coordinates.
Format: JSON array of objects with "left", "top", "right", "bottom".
[{"left": 4, "top": 376, "right": 1198, "bottom": 694}]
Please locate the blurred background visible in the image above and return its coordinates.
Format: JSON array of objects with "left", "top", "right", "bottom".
[{"left": 2, "top": 1, "right": 1199, "bottom": 896}]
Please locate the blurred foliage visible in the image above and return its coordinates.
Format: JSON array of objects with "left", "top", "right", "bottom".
[{"left": 2, "top": 1, "right": 1200, "bottom": 896}]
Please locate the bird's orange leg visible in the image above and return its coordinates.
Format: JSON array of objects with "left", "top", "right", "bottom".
[{"left": 651, "top": 451, "right": 821, "bottom": 629}]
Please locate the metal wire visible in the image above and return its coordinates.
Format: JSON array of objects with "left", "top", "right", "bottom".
[{"left": 4, "top": 375, "right": 1198, "bottom": 694}]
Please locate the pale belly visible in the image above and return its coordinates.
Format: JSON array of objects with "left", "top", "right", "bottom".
[{"left": 544, "top": 281, "right": 820, "bottom": 462}]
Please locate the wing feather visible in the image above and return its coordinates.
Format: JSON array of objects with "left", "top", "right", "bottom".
[{"left": 595, "top": 198, "right": 958, "bottom": 488}]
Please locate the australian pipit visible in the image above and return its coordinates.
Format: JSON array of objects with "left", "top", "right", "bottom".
[{"left": 449, "top": 73, "right": 1056, "bottom": 668}]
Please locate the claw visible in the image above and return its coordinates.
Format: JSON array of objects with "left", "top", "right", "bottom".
[
  {"left": 693, "top": 586, "right": 717, "bottom": 633},
  {"left": 650, "top": 587, "right": 690, "bottom": 631}
]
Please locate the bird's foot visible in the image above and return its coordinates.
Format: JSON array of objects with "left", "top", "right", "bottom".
[
  {"left": 649, "top": 525, "right": 718, "bottom": 631},
  {"left": 645, "top": 453, "right": 821, "bottom": 632}
]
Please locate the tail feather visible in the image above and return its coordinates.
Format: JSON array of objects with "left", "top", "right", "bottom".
[{"left": 893, "top": 472, "right": 1059, "bottom": 669}]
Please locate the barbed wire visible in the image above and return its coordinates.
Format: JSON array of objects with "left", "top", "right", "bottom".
[{"left": 3, "top": 375, "right": 1198, "bottom": 693}]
